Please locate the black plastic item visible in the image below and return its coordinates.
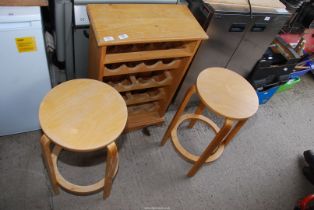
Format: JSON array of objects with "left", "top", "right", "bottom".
[
  {"left": 281, "top": 1, "right": 313, "bottom": 33},
  {"left": 281, "top": 0, "right": 304, "bottom": 9},
  {"left": 299, "top": 5, "right": 314, "bottom": 28},
  {"left": 252, "top": 76, "right": 289, "bottom": 90},
  {"left": 142, "top": 127, "right": 151, "bottom": 136},
  {"left": 249, "top": 64, "right": 294, "bottom": 89},
  {"left": 304, "top": 150, "right": 314, "bottom": 169},
  {"left": 248, "top": 42, "right": 301, "bottom": 89},
  {"left": 186, "top": 0, "right": 212, "bottom": 30},
  {"left": 303, "top": 167, "right": 314, "bottom": 185},
  {"left": 249, "top": 59, "right": 296, "bottom": 89}
]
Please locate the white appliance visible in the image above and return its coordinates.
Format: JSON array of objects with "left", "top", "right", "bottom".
[{"left": 0, "top": 7, "right": 51, "bottom": 136}]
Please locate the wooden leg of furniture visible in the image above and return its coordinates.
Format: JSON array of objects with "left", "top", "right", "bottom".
[
  {"left": 50, "top": 144, "right": 119, "bottom": 196},
  {"left": 103, "top": 142, "right": 118, "bottom": 199},
  {"left": 187, "top": 119, "right": 233, "bottom": 177},
  {"left": 40, "top": 135, "right": 60, "bottom": 194},
  {"left": 223, "top": 119, "right": 248, "bottom": 147},
  {"left": 188, "top": 101, "right": 206, "bottom": 129},
  {"left": 171, "top": 113, "right": 223, "bottom": 164},
  {"left": 160, "top": 85, "right": 196, "bottom": 146}
]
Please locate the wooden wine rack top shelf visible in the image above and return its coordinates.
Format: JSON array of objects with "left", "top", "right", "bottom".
[
  {"left": 87, "top": 4, "right": 208, "bottom": 46},
  {"left": 104, "top": 48, "right": 193, "bottom": 64}
]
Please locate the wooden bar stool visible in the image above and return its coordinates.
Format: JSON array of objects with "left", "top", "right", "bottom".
[
  {"left": 39, "top": 79, "right": 127, "bottom": 198},
  {"left": 161, "top": 67, "right": 259, "bottom": 177}
]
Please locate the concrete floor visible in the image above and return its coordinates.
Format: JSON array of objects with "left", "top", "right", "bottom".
[{"left": 1, "top": 75, "right": 314, "bottom": 210}]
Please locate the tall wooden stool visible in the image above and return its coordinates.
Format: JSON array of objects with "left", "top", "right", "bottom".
[
  {"left": 39, "top": 79, "right": 127, "bottom": 198},
  {"left": 161, "top": 67, "right": 259, "bottom": 177}
]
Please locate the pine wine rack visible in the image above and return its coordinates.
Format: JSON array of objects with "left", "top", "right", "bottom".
[{"left": 87, "top": 4, "right": 208, "bottom": 131}]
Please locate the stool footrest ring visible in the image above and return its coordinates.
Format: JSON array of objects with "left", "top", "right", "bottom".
[
  {"left": 51, "top": 145, "right": 119, "bottom": 195},
  {"left": 171, "top": 113, "right": 224, "bottom": 163}
]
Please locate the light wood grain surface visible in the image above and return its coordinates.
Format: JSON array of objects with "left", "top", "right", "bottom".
[
  {"left": 87, "top": 4, "right": 208, "bottom": 46},
  {"left": 0, "top": 0, "right": 48, "bottom": 6},
  {"left": 196, "top": 68, "right": 258, "bottom": 120},
  {"left": 39, "top": 79, "right": 128, "bottom": 152}
]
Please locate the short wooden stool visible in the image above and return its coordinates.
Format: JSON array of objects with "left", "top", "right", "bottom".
[
  {"left": 39, "top": 79, "right": 127, "bottom": 198},
  {"left": 161, "top": 67, "right": 259, "bottom": 177}
]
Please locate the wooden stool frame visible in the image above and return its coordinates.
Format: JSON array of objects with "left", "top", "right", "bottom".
[
  {"left": 161, "top": 85, "right": 248, "bottom": 177},
  {"left": 40, "top": 134, "right": 119, "bottom": 199}
]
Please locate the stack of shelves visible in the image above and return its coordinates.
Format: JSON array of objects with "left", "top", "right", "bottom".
[{"left": 87, "top": 4, "right": 208, "bottom": 131}]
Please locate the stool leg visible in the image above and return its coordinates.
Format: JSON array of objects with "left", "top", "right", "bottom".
[
  {"left": 103, "top": 142, "right": 118, "bottom": 199},
  {"left": 188, "top": 101, "right": 206, "bottom": 129},
  {"left": 160, "top": 85, "right": 196, "bottom": 146},
  {"left": 187, "top": 119, "right": 233, "bottom": 177},
  {"left": 223, "top": 119, "right": 248, "bottom": 147},
  {"left": 40, "top": 135, "right": 60, "bottom": 194}
]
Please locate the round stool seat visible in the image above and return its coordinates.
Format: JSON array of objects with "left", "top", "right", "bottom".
[
  {"left": 39, "top": 79, "right": 128, "bottom": 152},
  {"left": 196, "top": 67, "right": 259, "bottom": 120}
]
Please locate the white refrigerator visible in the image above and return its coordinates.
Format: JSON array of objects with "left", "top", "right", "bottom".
[{"left": 0, "top": 7, "right": 51, "bottom": 136}]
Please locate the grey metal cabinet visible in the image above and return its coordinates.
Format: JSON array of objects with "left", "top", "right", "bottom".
[{"left": 174, "top": 1, "right": 290, "bottom": 106}]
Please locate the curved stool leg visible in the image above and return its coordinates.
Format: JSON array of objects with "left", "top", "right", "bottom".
[
  {"left": 49, "top": 142, "right": 119, "bottom": 198},
  {"left": 40, "top": 135, "right": 60, "bottom": 194},
  {"left": 104, "top": 142, "right": 118, "bottom": 199},
  {"left": 171, "top": 113, "right": 223, "bottom": 163},
  {"left": 160, "top": 85, "right": 196, "bottom": 146},
  {"left": 223, "top": 119, "right": 248, "bottom": 147},
  {"left": 188, "top": 101, "right": 206, "bottom": 129},
  {"left": 187, "top": 119, "right": 234, "bottom": 177}
]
